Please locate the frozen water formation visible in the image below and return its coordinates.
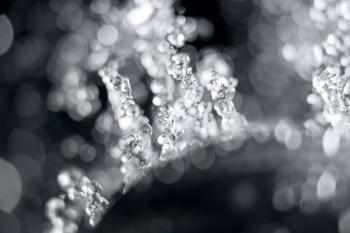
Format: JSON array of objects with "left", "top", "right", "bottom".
[
  {"left": 309, "top": 0, "right": 350, "bottom": 131},
  {"left": 45, "top": 0, "right": 265, "bottom": 232}
]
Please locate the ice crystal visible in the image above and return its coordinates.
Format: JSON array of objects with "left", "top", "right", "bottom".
[
  {"left": 47, "top": 168, "right": 109, "bottom": 231},
  {"left": 168, "top": 53, "right": 191, "bottom": 80},
  {"left": 309, "top": 0, "right": 350, "bottom": 131},
  {"left": 100, "top": 68, "right": 155, "bottom": 174},
  {"left": 46, "top": 1, "right": 258, "bottom": 232},
  {"left": 207, "top": 72, "right": 237, "bottom": 101}
]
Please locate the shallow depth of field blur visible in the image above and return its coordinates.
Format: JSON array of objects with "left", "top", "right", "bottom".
[{"left": 0, "top": 0, "right": 349, "bottom": 233}]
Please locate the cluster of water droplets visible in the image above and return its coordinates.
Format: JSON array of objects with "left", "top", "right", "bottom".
[
  {"left": 196, "top": 51, "right": 247, "bottom": 140},
  {"left": 309, "top": 0, "right": 350, "bottom": 131},
  {"left": 46, "top": 168, "right": 109, "bottom": 233},
  {"left": 99, "top": 63, "right": 156, "bottom": 183}
]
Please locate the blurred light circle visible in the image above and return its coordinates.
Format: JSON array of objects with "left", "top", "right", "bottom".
[
  {"left": 79, "top": 144, "right": 96, "bottom": 162},
  {"left": 97, "top": 24, "right": 118, "bottom": 46},
  {"left": 317, "top": 170, "right": 336, "bottom": 200},
  {"left": 60, "top": 135, "right": 84, "bottom": 159},
  {"left": 322, "top": 127, "right": 341, "bottom": 157},
  {"left": 58, "top": 34, "right": 87, "bottom": 65},
  {"left": 190, "top": 148, "right": 215, "bottom": 170},
  {"left": 284, "top": 128, "right": 302, "bottom": 150},
  {"left": 10, "top": 155, "right": 41, "bottom": 182},
  {"left": 132, "top": 82, "right": 149, "bottom": 104},
  {"left": 195, "top": 18, "right": 214, "bottom": 39},
  {"left": 95, "top": 167, "right": 123, "bottom": 196},
  {"left": 14, "top": 36, "right": 48, "bottom": 75},
  {"left": 87, "top": 50, "right": 109, "bottom": 70},
  {"left": 15, "top": 85, "right": 41, "bottom": 118},
  {"left": 47, "top": 91, "right": 65, "bottom": 112},
  {"left": 90, "top": 0, "right": 111, "bottom": 14},
  {"left": 8, "top": 129, "right": 45, "bottom": 164},
  {"left": 0, "top": 15, "right": 14, "bottom": 56},
  {"left": 339, "top": 210, "right": 350, "bottom": 233},
  {"left": 127, "top": 3, "right": 154, "bottom": 26},
  {"left": 273, "top": 187, "right": 296, "bottom": 211},
  {"left": 153, "top": 159, "right": 185, "bottom": 184},
  {"left": 282, "top": 44, "right": 297, "bottom": 62},
  {"left": 0, "top": 158, "right": 22, "bottom": 213}
]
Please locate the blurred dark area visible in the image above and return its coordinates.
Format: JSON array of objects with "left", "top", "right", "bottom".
[
  {"left": 97, "top": 167, "right": 337, "bottom": 233},
  {"left": 0, "top": 0, "right": 340, "bottom": 233}
]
